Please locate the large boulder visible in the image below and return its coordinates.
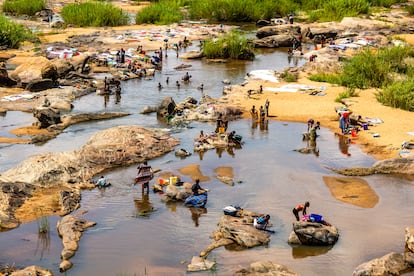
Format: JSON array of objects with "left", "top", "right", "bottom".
[
  {"left": 33, "top": 106, "right": 62, "bottom": 128},
  {"left": 9, "top": 265, "right": 52, "bottom": 276},
  {"left": 0, "top": 67, "right": 18, "bottom": 87},
  {"left": 10, "top": 57, "right": 58, "bottom": 86},
  {"left": 0, "top": 126, "right": 179, "bottom": 187},
  {"left": 26, "top": 78, "right": 55, "bottom": 92},
  {"left": 200, "top": 209, "right": 271, "bottom": 257},
  {"left": 69, "top": 54, "right": 90, "bottom": 73},
  {"left": 0, "top": 182, "right": 35, "bottom": 229},
  {"left": 157, "top": 96, "right": 177, "bottom": 119},
  {"left": 291, "top": 221, "right": 339, "bottom": 246},
  {"left": 353, "top": 252, "right": 411, "bottom": 276},
  {"left": 51, "top": 58, "right": 74, "bottom": 78},
  {"left": 331, "top": 157, "right": 414, "bottom": 176},
  {"left": 253, "top": 34, "right": 295, "bottom": 48}
]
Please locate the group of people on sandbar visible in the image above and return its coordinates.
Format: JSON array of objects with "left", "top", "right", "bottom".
[{"left": 250, "top": 99, "right": 270, "bottom": 122}]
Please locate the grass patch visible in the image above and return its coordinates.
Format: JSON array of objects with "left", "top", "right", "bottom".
[
  {"left": 335, "top": 88, "right": 359, "bottom": 102},
  {"left": 202, "top": 31, "right": 255, "bottom": 60},
  {"left": 376, "top": 80, "right": 414, "bottom": 111},
  {"left": 61, "top": 2, "right": 129, "bottom": 27},
  {"left": 36, "top": 208, "right": 50, "bottom": 234},
  {"left": 280, "top": 70, "right": 298, "bottom": 82},
  {"left": 0, "top": 14, "right": 32, "bottom": 48},
  {"left": 2, "top": 0, "right": 45, "bottom": 16},
  {"left": 135, "top": 0, "right": 183, "bottom": 25},
  {"left": 309, "top": 72, "right": 341, "bottom": 84}
]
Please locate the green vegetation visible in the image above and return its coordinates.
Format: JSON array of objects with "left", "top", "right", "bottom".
[
  {"left": 2, "top": 0, "right": 45, "bottom": 16},
  {"left": 280, "top": 70, "right": 298, "bottom": 82},
  {"left": 0, "top": 14, "right": 32, "bottom": 48},
  {"left": 202, "top": 31, "right": 255, "bottom": 60},
  {"left": 189, "top": 0, "right": 298, "bottom": 22},
  {"left": 309, "top": 72, "right": 341, "bottom": 84},
  {"left": 136, "top": 0, "right": 183, "bottom": 25},
  {"left": 405, "top": 3, "right": 414, "bottom": 15},
  {"left": 310, "top": 45, "right": 414, "bottom": 111},
  {"left": 36, "top": 214, "right": 50, "bottom": 234},
  {"left": 376, "top": 80, "right": 414, "bottom": 111},
  {"left": 61, "top": 2, "right": 129, "bottom": 27}
]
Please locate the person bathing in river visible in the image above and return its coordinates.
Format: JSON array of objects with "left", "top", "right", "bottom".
[{"left": 191, "top": 179, "right": 208, "bottom": 196}]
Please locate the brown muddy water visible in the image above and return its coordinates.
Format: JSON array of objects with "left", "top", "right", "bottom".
[{"left": 1, "top": 45, "right": 413, "bottom": 276}]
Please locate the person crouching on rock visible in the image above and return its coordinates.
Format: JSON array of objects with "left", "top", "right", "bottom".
[
  {"left": 191, "top": 179, "right": 207, "bottom": 196},
  {"left": 254, "top": 214, "right": 270, "bottom": 230},
  {"left": 293, "top": 201, "right": 310, "bottom": 221}
]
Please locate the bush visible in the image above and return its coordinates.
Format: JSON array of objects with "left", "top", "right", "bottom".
[
  {"left": 309, "top": 72, "right": 341, "bottom": 84},
  {"left": 61, "top": 2, "right": 129, "bottom": 27},
  {"left": 308, "top": 0, "right": 370, "bottom": 22},
  {"left": 202, "top": 31, "right": 255, "bottom": 60},
  {"left": 189, "top": 0, "right": 299, "bottom": 22},
  {"left": 376, "top": 80, "right": 414, "bottom": 111},
  {"left": 0, "top": 14, "right": 31, "bottom": 48},
  {"left": 135, "top": 0, "right": 183, "bottom": 24},
  {"left": 2, "top": 0, "right": 45, "bottom": 16}
]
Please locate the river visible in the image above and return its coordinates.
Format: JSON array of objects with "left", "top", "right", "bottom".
[{"left": 0, "top": 45, "right": 413, "bottom": 276}]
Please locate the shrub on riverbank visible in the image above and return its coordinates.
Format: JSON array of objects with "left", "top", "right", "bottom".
[
  {"left": 189, "top": 0, "right": 298, "bottom": 22},
  {"left": 61, "top": 2, "right": 129, "bottom": 27},
  {"left": 2, "top": 0, "right": 45, "bottom": 16},
  {"left": 376, "top": 80, "right": 414, "bottom": 111},
  {"left": 0, "top": 15, "right": 32, "bottom": 48},
  {"left": 202, "top": 31, "right": 255, "bottom": 60},
  {"left": 135, "top": 0, "right": 183, "bottom": 24}
]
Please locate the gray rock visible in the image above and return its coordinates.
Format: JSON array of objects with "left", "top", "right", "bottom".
[
  {"left": 234, "top": 260, "right": 299, "bottom": 276},
  {"left": 353, "top": 252, "right": 409, "bottom": 276},
  {"left": 406, "top": 226, "right": 414, "bottom": 253},
  {"left": 187, "top": 256, "right": 215, "bottom": 272},
  {"left": 33, "top": 106, "right": 61, "bottom": 128},
  {"left": 157, "top": 96, "right": 177, "bottom": 119},
  {"left": 292, "top": 221, "right": 339, "bottom": 246},
  {"left": 26, "top": 78, "right": 55, "bottom": 92}
]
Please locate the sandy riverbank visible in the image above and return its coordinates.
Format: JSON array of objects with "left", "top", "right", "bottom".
[{"left": 232, "top": 74, "right": 414, "bottom": 160}]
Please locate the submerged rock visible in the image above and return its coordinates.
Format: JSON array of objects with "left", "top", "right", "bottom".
[{"left": 234, "top": 260, "right": 299, "bottom": 276}]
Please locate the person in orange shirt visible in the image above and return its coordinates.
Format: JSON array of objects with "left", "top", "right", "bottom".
[{"left": 293, "top": 201, "right": 310, "bottom": 221}]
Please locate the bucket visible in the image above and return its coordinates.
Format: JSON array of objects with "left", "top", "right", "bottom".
[
  {"left": 169, "top": 176, "right": 178, "bottom": 185},
  {"left": 363, "top": 123, "right": 368, "bottom": 130},
  {"left": 218, "top": 127, "right": 225, "bottom": 134},
  {"left": 351, "top": 129, "right": 357, "bottom": 137}
]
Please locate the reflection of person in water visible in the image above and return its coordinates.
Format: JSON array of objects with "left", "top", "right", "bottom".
[
  {"left": 338, "top": 134, "right": 351, "bottom": 157},
  {"left": 104, "top": 94, "right": 109, "bottom": 108},
  {"left": 134, "top": 192, "right": 154, "bottom": 217},
  {"left": 308, "top": 140, "right": 319, "bottom": 157},
  {"left": 216, "top": 147, "right": 225, "bottom": 158},
  {"left": 198, "top": 150, "right": 206, "bottom": 160},
  {"left": 189, "top": 207, "right": 207, "bottom": 227},
  {"left": 260, "top": 119, "right": 268, "bottom": 132}
]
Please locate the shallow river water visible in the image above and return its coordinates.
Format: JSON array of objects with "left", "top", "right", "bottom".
[{"left": 1, "top": 45, "right": 413, "bottom": 276}]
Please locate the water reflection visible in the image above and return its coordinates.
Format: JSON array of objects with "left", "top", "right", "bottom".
[
  {"left": 188, "top": 207, "right": 207, "bottom": 227},
  {"left": 291, "top": 245, "right": 333, "bottom": 259},
  {"left": 133, "top": 192, "right": 155, "bottom": 217},
  {"left": 35, "top": 231, "right": 50, "bottom": 260}
]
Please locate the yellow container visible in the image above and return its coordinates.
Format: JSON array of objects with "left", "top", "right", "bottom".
[
  {"left": 219, "top": 127, "right": 225, "bottom": 134},
  {"left": 169, "top": 176, "right": 178, "bottom": 185}
]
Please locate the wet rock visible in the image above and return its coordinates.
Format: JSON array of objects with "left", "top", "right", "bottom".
[
  {"left": 179, "top": 50, "right": 203, "bottom": 59},
  {"left": 175, "top": 148, "right": 192, "bottom": 157},
  {"left": 0, "top": 182, "right": 35, "bottom": 229},
  {"left": 69, "top": 54, "right": 90, "bottom": 73},
  {"left": 331, "top": 157, "right": 414, "bottom": 176},
  {"left": 287, "top": 231, "right": 301, "bottom": 244},
  {"left": 157, "top": 96, "right": 177, "bottom": 119},
  {"left": 0, "top": 67, "right": 17, "bottom": 87},
  {"left": 26, "top": 79, "right": 55, "bottom": 92},
  {"left": 140, "top": 105, "right": 157, "bottom": 114},
  {"left": 253, "top": 34, "right": 293, "bottom": 48},
  {"left": 216, "top": 175, "right": 234, "bottom": 186},
  {"left": 406, "top": 227, "right": 414, "bottom": 253},
  {"left": 33, "top": 106, "right": 61, "bottom": 128},
  {"left": 163, "top": 182, "right": 192, "bottom": 202},
  {"left": 201, "top": 209, "right": 271, "bottom": 257},
  {"left": 51, "top": 58, "right": 75, "bottom": 78},
  {"left": 0, "top": 126, "right": 179, "bottom": 188},
  {"left": 9, "top": 265, "right": 52, "bottom": 276},
  {"left": 291, "top": 221, "right": 339, "bottom": 246},
  {"left": 353, "top": 252, "right": 410, "bottom": 276},
  {"left": 187, "top": 256, "right": 215, "bottom": 272},
  {"left": 57, "top": 214, "right": 96, "bottom": 272},
  {"left": 234, "top": 260, "right": 299, "bottom": 276},
  {"left": 10, "top": 57, "right": 56, "bottom": 86},
  {"left": 60, "top": 190, "right": 81, "bottom": 215}
]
